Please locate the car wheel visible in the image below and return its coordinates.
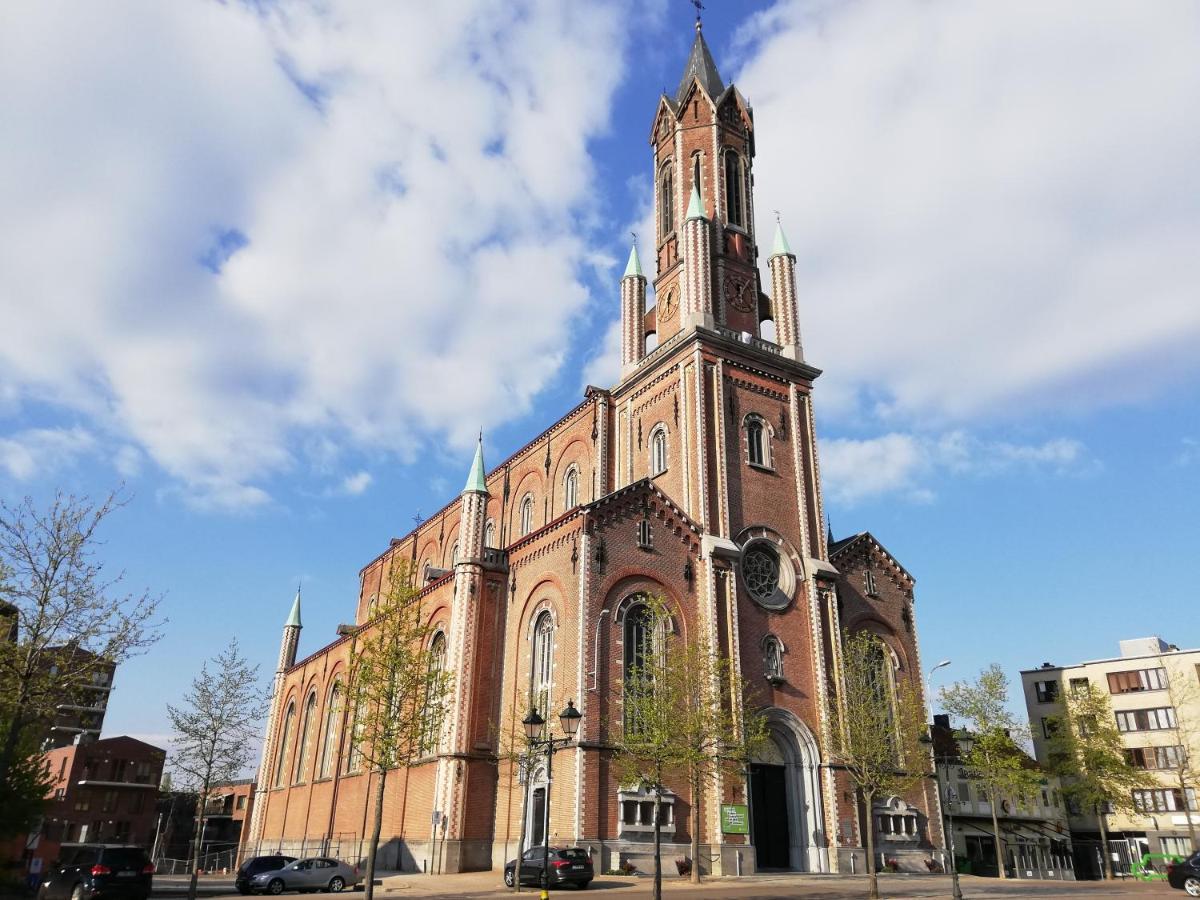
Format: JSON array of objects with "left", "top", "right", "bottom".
[
  {"left": 503, "top": 868, "right": 515, "bottom": 887},
  {"left": 268, "top": 878, "right": 286, "bottom": 895},
  {"left": 1185, "top": 877, "right": 1200, "bottom": 897},
  {"left": 328, "top": 877, "right": 345, "bottom": 894}
]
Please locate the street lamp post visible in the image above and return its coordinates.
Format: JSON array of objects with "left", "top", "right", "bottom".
[
  {"left": 522, "top": 700, "right": 583, "bottom": 900},
  {"left": 921, "top": 730, "right": 965, "bottom": 900}
]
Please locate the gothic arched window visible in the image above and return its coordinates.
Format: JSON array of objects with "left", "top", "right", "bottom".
[
  {"left": 650, "top": 425, "right": 668, "bottom": 476},
  {"left": 564, "top": 466, "right": 579, "bottom": 511},
  {"left": 273, "top": 702, "right": 296, "bottom": 787},
  {"left": 725, "top": 151, "right": 745, "bottom": 228},
  {"left": 451, "top": 542, "right": 460, "bottom": 566},
  {"left": 745, "top": 414, "right": 770, "bottom": 468},
  {"left": 519, "top": 494, "right": 535, "bottom": 537},
  {"left": 317, "top": 682, "right": 342, "bottom": 779},
  {"left": 623, "top": 601, "right": 657, "bottom": 736},
  {"left": 660, "top": 164, "right": 674, "bottom": 236},
  {"left": 530, "top": 611, "right": 554, "bottom": 718},
  {"left": 421, "top": 631, "right": 447, "bottom": 754},
  {"left": 294, "top": 691, "right": 318, "bottom": 783},
  {"left": 484, "top": 520, "right": 496, "bottom": 549}
]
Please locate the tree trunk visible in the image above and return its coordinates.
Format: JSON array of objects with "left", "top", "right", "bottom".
[
  {"left": 989, "top": 788, "right": 1006, "bottom": 879},
  {"left": 863, "top": 790, "right": 878, "bottom": 900},
  {"left": 652, "top": 790, "right": 662, "bottom": 900},
  {"left": 1179, "top": 770, "right": 1198, "bottom": 853},
  {"left": 689, "top": 774, "right": 700, "bottom": 883},
  {"left": 363, "top": 768, "right": 388, "bottom": 900},
  {"left": 188, "top": 792, "right": 206, "bottom": 900},
  {"left": 1097, "top": 805, "right": 1113, "bottom": 880}
]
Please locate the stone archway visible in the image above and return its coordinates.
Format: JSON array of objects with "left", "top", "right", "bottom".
[{"left": 749, "top": 709, "right": 828, "bottom": 873}]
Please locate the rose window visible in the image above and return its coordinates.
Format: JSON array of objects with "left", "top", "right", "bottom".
[{"left": 742, "top": 545, "right": 780, "bottom": 602}]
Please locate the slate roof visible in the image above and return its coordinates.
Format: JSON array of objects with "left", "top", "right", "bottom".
[{"left": 676, "top": 28, "right": 724, "bottom": 103}]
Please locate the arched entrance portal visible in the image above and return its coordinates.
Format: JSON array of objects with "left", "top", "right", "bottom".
[{"left": 749, "top": 710, "right": 828, "bottom": 872}]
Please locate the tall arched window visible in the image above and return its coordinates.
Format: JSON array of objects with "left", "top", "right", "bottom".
[
  {"left": 650, "top": 425, "right": 668, "bottom": 476},
  {"left": 317, "top": 682, "right": 342, "bottom": 779},
  {"left": 519, "top": 494, "right": 534, "bottom": 536},
  {"left": 745, "top": 415, "right": 770, "bottom": 468},
  {"left": 724, "top": 151, "right": 744, "bottom": 228},
  {"left": 294, "top": 691, "right": 318, "bottom": 783},
  {"left": 451, "top": 542, "right": 460, "bottom": 566},
  {"left": 563, "top": 467, "right": 579, "bottom": 511},
  {"left": 530, "top": 611, "right": 554, "bottom": 718},
  {"left": 345, "top": 698, "right": 365, "bottom": 773},
  {"left": 660, "top": 164, "right": 674, "bottom": 236},
  {"left": 421, "top": 631, "right": 447, "bottom": 754},
  {"left": 623, "top": 602, "right": 656, "bottom": 736},
  {"left": 484, "top": 520, "right": 496, "bottom": 549},
  {"left": 273, "top": 702, "right": 296, "bottom": 787}
]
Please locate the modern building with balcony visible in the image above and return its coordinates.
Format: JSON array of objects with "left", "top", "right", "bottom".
[
  {"left": 929, "top": 714, "right": 1075, "bottom": 880},
  {"left": 1021, "top": 637, "right": 1200, "bottom": 875}
]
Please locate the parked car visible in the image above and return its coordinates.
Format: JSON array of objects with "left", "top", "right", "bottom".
[
  {"left": 235, "top": 856, "right": 296, "bottom": 895},
  {"left": 1168, "top": 852, "right": 1200, "bottom": 896},
  {"left": 503, "top": 846, "right": 593, "bottom": 890},
  {"left": 37, "top": 846, "right": 154, "bottom": 900},
  {"left": 247, "top": 857, "right": 360, "bottom": 895}
]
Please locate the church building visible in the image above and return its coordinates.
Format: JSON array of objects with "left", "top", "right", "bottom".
[{"left": 246, "top": 22, "right": 942, "bottom": 877}]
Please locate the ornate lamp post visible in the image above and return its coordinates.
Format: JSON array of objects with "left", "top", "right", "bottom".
[{"left": 522, "top": 700, "right": 582, "bottom": 900}]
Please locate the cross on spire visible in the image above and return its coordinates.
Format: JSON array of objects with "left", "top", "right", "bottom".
[{"left": 690, "top": 0, "right": 705, "bottom": 28}]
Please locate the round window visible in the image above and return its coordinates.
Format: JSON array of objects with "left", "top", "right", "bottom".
[{"left": 743, "top": 545, "right": 780, "bottom": 601}]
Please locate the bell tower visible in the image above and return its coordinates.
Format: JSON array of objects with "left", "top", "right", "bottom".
[{"left": 648, "top": 21, "right": 762, "bottom": 347}]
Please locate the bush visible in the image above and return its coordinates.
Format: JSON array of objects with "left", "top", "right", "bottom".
[
  {"left": 674, "top": 857, "right": 692, "bottom": 876},
  {"left": 884, "top": 857, "right": 900, "bottom": 873}
]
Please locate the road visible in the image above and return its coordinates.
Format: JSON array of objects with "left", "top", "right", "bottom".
[{"left": 153, "top": 873, "right": 1180, "bottom": 899}]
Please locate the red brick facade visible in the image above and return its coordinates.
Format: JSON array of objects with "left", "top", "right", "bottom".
[{"left": 246, "top": 25, "right": 941, "bottom": 878}]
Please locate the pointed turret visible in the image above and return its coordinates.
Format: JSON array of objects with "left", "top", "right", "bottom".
[
  {"left": 284, "top": 585, "right": 302, "bottom": 628},
  {"left": 463, "top": 436, "right": 487, "bottom": 494},
  {"left": 681, "top": 183, "right": 713, "bottom": 330},
  {"left": 621, "top": 242, "right": 648, "bottom": 378},
  {"left": 686, "top": 183, "right": 706, "bottom": 221},
  {"left": 767, "top": 215, "right": 803, "bottom": 361},
  {"left": 675, "top": 24, "right": 724, "bottom": 103},
  {"left": 276, "top": 586, "right": 303, "bottom": 676}
]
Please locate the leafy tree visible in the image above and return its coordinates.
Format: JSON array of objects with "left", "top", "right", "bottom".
[
  {"left": 615, "top": 597, "right": 767, "bottom": 900},
  {"left": 0, "top": 490, "right": 162, "bottom": 838},
  {"left": 827, "top": 630, "right": 928, "bottom": 900},
  {"left": 167, "top": 639, "right": 263, "bottom": 900},
  {"left": 940, "top": 664, "right": 1043, "bottom": 879},
  {"left": 345, "top": 564, "right": 452, "bottom": 900},
  {"left": 1045, "top": 687, "right": 1153, "bottom": 879}
]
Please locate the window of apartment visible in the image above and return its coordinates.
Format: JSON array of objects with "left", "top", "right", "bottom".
[
  {"left": 1107, "top": 668, "right": 1168, "bottom": 694},
  {"left": 1035, "top": 680, "right": 1060, "bottom": 703},
  {"left": 1163, "top": 837, "right": 1193, "bottom": 857},
  {"left": 1041, "top": 717, "right": 1059, "bottom": 739},
  {"left": 100, "top": 790, "right": 117, "bottom": 813},
  {"left": 1116, "top": 707, "right": 1177, "bottom": 732},
  {"left": 956, "top": 782, "right": 970, "bottom": 803},
  {"left": 1125, "top": 745, "right": 1186, "bottom": 770},
  {"left": 1069, "top": 677, "right": 1090, "bottom": 697},
  {"left": 131, "top": 792, "right": 144, "bottom": 814},
  {"left": 1132, "top": 788, "right": 1197, "bottom": 813}
]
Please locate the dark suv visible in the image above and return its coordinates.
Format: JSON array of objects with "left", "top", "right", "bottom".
[
  {"left": 1167, "top": 851, "right": 1200, "bottom": 896},
  {"left": 236, "top": 856, "right": 297, "bottom": 895},
  {"left": 503, "top": 846, "right": 593, "bottom": 890},
  {"left": 37, "top": 846, "right": 153, "bottom": 900}
]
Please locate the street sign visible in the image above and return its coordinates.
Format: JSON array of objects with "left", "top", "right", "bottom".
[{"left": 720, "top": 804, "right": 749, "bottom": 835}]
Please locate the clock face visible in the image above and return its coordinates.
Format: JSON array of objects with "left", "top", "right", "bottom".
[
  {"left": 726, "top": 278, "right": 754, "bottom": 313},
  {"left": 659, "top": 290, "right": 677, "bottom": 322}
]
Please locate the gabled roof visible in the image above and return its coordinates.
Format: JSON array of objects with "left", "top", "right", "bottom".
[
  {"left": 828, "top": 531, "right": 914, "bottom": 585},
  {"left": 675, "top": 28, "right": 724, "bottom": 104}
]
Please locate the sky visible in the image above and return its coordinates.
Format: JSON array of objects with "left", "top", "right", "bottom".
[{"left": 1, "top": 0, "right": 1198, "bottom": 754}]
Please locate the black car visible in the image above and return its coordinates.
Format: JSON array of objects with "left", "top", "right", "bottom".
[
  {"left": 235, "top": 856, "right": 297, "bottom": 895},
  {"left": 1168, "top": 851, "right": 1200, "bottom": 896},
  {"left": 37, "top": 846, "right": 153, "bottom": 900},
  {"left": 503, "top": 846, "right": 592, "bottom": 890}
]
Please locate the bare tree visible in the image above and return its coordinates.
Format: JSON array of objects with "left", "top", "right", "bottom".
[
  {"left": 0, "top": 490, "right": 162, "bottom": 835},
  {"left": 1045, "top": 687, "right": 1153, "bottom": 879},
  {"left": 827, "top": 630, "right": 928, "bottom": 900},
  {"left": 167, "top": 639, "right": 263, "bottom": 900},
  {"left": 940, "top": 664, "right": 1043, "bottom": 879},
  {"left": 345, "top": 564, "right": 452, "bottom": 900},
  {"left": 615, "top": 597, "right": 766, "bottom": 899}
]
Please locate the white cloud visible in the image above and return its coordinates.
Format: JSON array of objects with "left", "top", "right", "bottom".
[
  {"left": 0, "top": 1, "right": 631, "bottom": 508},
  {"left": 337, "top": 470, "right": 372, "bottom": 497},
  {"left": 821, "top": 430, "right": 1093, "bottom": 504},
  {"left": 737, "top": 0, "right": 1200, "bottom": 426},
  {"left": 1177, "top": 438, "right": 1199, "bottom": 467},
  {"left": 0, "top": 427, "right": 95, "bottom": 480}
]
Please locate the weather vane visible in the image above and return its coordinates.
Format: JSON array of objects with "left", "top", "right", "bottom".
[
  {"left": 773, "top": 209, "right": 781, "bottom": 223},
  {"left": 631, "top": 230, "right": 637, "bottom": 244},
  {"left": 690, "top": 0, "right": 704, "bottom": 27}
]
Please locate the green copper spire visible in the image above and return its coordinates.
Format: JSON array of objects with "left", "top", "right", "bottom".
[
  {"left": 685, "top": 183, "right": 705, "bottom": 221},
  {"left": 463, "top": 434, "right": 487, "bottom": 494},
  {"left": 771, "top": 219, "right": 793, "bottom": 257},
  {"left": 285, "top": 585, "right": 302, "bottom": 629},
  {"left": 623, "top": 243, "right": 643, "bottom": 278}
]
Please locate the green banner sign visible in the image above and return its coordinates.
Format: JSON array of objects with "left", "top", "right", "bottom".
[{"left": 720, "top": 804, "right": 749, "bottom": 834}]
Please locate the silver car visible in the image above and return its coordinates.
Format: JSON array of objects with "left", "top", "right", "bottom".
[{"left": 249, "top": 857, "right": 360, "bottom": 894}]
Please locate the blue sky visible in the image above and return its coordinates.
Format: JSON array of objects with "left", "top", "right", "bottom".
[{"left": 1, "top": 0, "right": 1198, "bottom": 751}]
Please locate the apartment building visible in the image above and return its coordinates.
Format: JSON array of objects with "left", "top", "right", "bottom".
[{"left": 1021, "top": 637, "right": 1200, "bottom": 873}]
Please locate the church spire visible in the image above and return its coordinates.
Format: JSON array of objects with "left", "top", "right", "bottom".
[
  {"left": 623, "top": 242, "right": 643, "bottom": 278},
  {"left": 675, "top": 20, "right": 724, "bottom": 102},
  {"left": 463, "top": 434, "right": 487, "bottom": 495},
  {"left": 284, "top": 584, "right": 302, "bottom": 628}
]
